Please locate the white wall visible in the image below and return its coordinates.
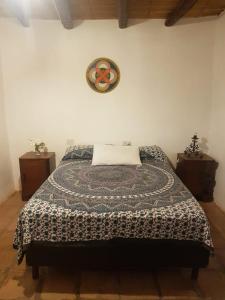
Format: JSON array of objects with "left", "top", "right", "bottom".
[
  {"left": 0, "top": 18, "right": 215, "bottom": 189},
  {"left": 0, "top": 54, "right": 14, "bottom": 202},
  {"left": 209, "top": 14, "right": 225, "bottom": 210}
]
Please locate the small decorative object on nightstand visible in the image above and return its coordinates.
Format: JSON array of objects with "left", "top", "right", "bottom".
[
  {"left": 19, "top": 152, "right": 56, "bottom": 201},
  {"left": 29, "top": 139, "right": 46, "bottom": 155},
  {"left": 176, "top": 153, "right": 218, "bottom": 202},
  {"left": 184, "top": 133, "right": 203, "bottom": 158}
]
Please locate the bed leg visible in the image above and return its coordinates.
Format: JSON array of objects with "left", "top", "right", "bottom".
[
  {"left": 191, "top": 267, "right": 199, "bottom": 281},
  {"left": 32, "top": 266, "right": 39, "bottom": 280}
]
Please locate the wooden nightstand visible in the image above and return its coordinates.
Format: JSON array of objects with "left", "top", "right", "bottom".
[
  {"left": 19, "top": 152, "right": 56, "bottom": 201},
  {"left": 176, "top": 153, "right": 218, "bottom": 202}
]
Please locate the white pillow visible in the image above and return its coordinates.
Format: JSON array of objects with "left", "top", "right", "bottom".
[{"left": 92, "top": 144, "right": 142, "bottom": 166}]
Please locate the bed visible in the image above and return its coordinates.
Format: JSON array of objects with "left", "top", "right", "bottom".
[{"left": 13, "top": 146, "right": 213, "bottom": 280}]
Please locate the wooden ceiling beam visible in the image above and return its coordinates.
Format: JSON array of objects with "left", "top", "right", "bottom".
[
  {"left": 8, "top": 0, "right": 29, "bottom": 27},
  {"left": 118, "top": 0, "right": 128, "bottom": 29},
  {"left": 165, "top": 0, "right": 198, "bottom": 26},
  {"left": 54, "top": 0, "right": 74, "bottom": 30}
]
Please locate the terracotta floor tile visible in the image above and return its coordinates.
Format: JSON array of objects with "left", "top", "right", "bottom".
[
  {"left": 38, "top": 267, "right": 77, "bottom": 300},
  {"left": 39, "top": 293, "right": 76, "bottom": 300},
  {"left": 213, "top": 249, "right": 225, "bottom": 269},
  {"left": 119, "top": 271, "right": 159, "bottom": 300},
  {"left": 119, "top": 296, "right": 159, "bottom": 300},
  {"left": 210, "top": 226, "right": 225, "bottom": 250},
  {"left": 0, "top": 194, "right": 24, "bottom": 233},
  {"left": 0, "top": 246, "right": 16, "bottom": 271},
  {"left": 157, "top": 268, "right": 200, "bottom": 299},
  {"left": 80, "top": 271, "right": 120, "bottom": 300},
  {"left": 0, "top": 261, "right": 41, "bottom": 298},
  {"left": 0, "top": 231, "right": 14, "bottom": 251},
  {"left": 0, "top": 279, "right": 33, "bottom": 300},
  {"left": 197, "top": 268, "right": 225, "bottom": 300},
  {"left": 202, "top": 202, "right": 225, "bottom": 242},
  {"left": 207, "top": 255, "right": 224, "bottom": 271},
  {"left": 0, "top": 235, "right": 17, "bottom": 279},
  {"left": 160, "top": 297, "right": 202, "bottom": 300},
  {"left": 7, "top": 218, "right": 20, "bottom": 232}
]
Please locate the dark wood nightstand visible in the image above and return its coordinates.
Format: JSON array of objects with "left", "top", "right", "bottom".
[
  {"left": 19, "top": 152, "right": 56, "bottom": 201},
  {"left": 176, "top": 153, "right": 218, "bottom": 202}
]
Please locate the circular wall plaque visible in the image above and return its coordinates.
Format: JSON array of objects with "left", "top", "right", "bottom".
[{"left": 86, "top": 58, "right": 120, "bottom": 93}]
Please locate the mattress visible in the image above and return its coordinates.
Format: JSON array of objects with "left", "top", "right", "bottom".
[{"left": 14, "top": 158, "right": 213, "bottom": 263}]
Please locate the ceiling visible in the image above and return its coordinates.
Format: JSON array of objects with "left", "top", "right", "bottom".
[{"left": 0, "top": 0, "right": 225, "bottom": 20}]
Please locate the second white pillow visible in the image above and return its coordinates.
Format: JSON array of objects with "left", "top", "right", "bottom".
[{"left": 92, "top": 144, "right": 142, "bottom": 166}]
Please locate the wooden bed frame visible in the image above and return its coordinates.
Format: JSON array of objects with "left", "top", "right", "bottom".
[{"left": 25, "top": 238, "right": 210, "bottom": 280}]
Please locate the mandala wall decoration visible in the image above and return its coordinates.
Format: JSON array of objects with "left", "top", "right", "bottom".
[{"left": 86, "top": 58, "right": 120, "bottom": 93}]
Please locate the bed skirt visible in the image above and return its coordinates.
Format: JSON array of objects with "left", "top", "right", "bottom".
[{"left": 25, "top": 238, "right": 210, "bottom": 280}]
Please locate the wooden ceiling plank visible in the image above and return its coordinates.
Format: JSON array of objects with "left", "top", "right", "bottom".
[
  {"left": 8, "top": 0, "right": 29, "bottom": 27},
  {"left": 54, "top": 0, "right": 74, "bottom": 29},
  {"left": 165, "top": 0, "right": 198, "bottom": 26},
  {"left": 118, "top": 0, "right": 128, "bottom": 28},
  {"left": 1, "top": 0, "right": 225, "bottom": 21}
]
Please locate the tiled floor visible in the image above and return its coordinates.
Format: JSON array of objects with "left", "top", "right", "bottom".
[{"left": 1, "top": 193, "right": 225, "bottom": 300}]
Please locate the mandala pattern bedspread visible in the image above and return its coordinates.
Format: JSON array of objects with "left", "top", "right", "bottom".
[{"left": 14, "top": 158, "right": 213, "bottom": 263}]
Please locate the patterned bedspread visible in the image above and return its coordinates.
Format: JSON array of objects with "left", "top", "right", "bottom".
[{"left": 14, "top": 159, "right": 213, "bottom": 263}]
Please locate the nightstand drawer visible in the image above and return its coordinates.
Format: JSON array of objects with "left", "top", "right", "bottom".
[
  {"left": 176, "top": 153, "right": 218, "bottom": 202},
  {"left": 19, "top": 152, "right": 56, "bottom": 201},
  {"left": 20, "top": 160, "right": 48, "bottom": 196}
]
